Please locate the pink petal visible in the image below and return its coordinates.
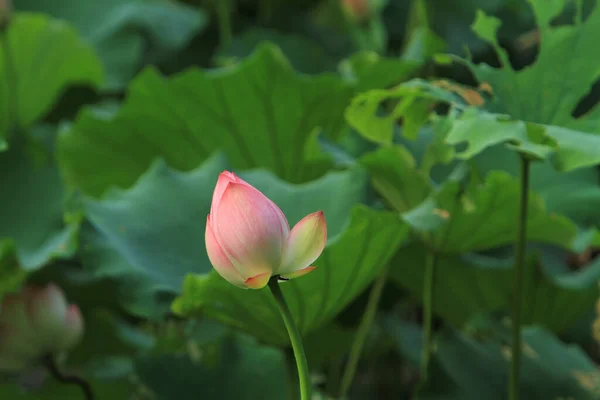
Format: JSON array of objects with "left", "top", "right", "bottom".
[
  {"left": 227, "top": 172, "right": 252, "bottom": 188},
  {"left": 210, "top": 171, "right": 236, "bottom": 216},
  {"left": 212, "top": 182, "right": 286, "bottom": 278},
  {"left": 26, "top": 284, "right": 69, "bottom": 349},
  {"left": 278, "top": 211, "right": 327, "bottom": 276},
  {"left": 27, "top": 284, "right": 68, "bottom": 329},
  {"left": 280, "top": 266, "right": 317, "bottom": 280},
  {"left": 58, "top": 305, "right": 84, "bottom": 351},
  {"left": 0, "top": 295, "right": 40, "bottom": 360},
  {"left": 205, "top": 215, "right": 247, "bottom": 288},
  {"left": 244, "top": 272, "right": 272, "bottom": 289},
  {"left": 211, "top": 172, "right": 289, "bottom": 236},
  {"left": 269, "top": 198, "right": 290, "bottom": 238}
]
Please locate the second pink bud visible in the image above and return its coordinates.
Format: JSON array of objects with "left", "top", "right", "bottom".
[{"left": 0, "top": 283, "right": 84, "bottom": 371}]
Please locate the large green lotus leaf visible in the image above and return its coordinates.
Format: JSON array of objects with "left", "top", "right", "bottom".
[
  {"left": 344, "top": 78, "right": 473, "bottom": 146},
  {"left": 83, "top": 153, "right": 370, "bottom": 297},
  {"left": 390, "top": 243, "right": 600, "bottom": 332},
  {"left": 470, "top": 144, "right": 600, "bottom": 227},
  {"left": 359, "top": 145, "right": 431, "bottom": 213},
  {"left": 347, "top": 79, "right": 600, "bottom": 171},
  {"left": 389, "top": 319, "right": 600, "bottom": 399},
  {"left": 173, "top": 206, "right": 409, "bottom": 345},
  {"left": 83, "top": 153, "right": 229, "bottom": 293},
  {"left": 402, "top": 170, "right": 577, "bottom": 253},
  {"left": 77, "top": 223, "right": 175, "bottom": 319},
  {"left": 67, "top": 309, "right": 155, "bottom": 367},
  {"left": 58, "top": 43, "right": 354, "bottom": 197},
  {"left": 338, "top": 51, "right": 422, "bottom": 92},
  {"left": 135, "top": 335, "right": 286, "bottom": 400},
  {"left": 0, "top": 13, "right": 103, "bottom": 142},
  {"left": 346, "top": 0, "right": 600, "bottom": 170},
  {"left": 0, "top": 143, "right": 78, "bottom": 270},
  {"left": 396, "top": 129, "right": 600, "bottom": 229},
  {"left": 444, "top": 108, "right": 600, "bottom": 172},
  {"left": 14, "top": 0, "right": 206, "bottom": 90},
  {"left": 461, "top": 0, "right": 600, "bottom": 130},
  {"left": 418, "top": 0, "right": 600, "bottom": 168}
]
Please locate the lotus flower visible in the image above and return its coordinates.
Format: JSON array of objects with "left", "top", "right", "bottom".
[
  {"left": 0, "top": 284, "right": 84, "bottom": 371},
  {"left": 206, "top": 171, "right": 327, "bottom": 289}
]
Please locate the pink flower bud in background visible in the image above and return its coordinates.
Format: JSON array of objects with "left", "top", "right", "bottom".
[
  {"left": 0, "top": 284, "right": 84, "bottom": 371},
  {"left": 0, "top": 0, "right": 11, "bottom": 26},
  {"left": 342, "top": 0, "right": 370, "bottom": 22},
  {"left": 206, "top": 171, "right": 327, "bottom": 289}
]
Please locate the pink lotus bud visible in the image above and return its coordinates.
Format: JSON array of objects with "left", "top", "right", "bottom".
[
  {"left": 0, "top": 284, "right": 84, "bottom": 371},
  {"left": 206, "top": 171, "right": 327, "bottom": 289}
]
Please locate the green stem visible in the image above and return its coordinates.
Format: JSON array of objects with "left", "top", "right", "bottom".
[
  {"left": 43, "top": 355, "right": 94, "bottom": 400},
  {"left": 268, "top": 279, "right": 311, "bottom": 400},
  {"left": 509, "top": 156, "right": 530, "bottom": 400},
  {"left": 338, "top": 266, "right": 389, "bottom": 398},
  {"left": 420, "top": 250, "right": 438, "bottom": 384},
  {"left": 215, "top": 0, "right": 232, "bottom": 48}
]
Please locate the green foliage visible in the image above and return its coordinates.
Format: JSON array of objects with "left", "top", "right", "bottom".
[
  {"left": 14, "top": 0, "right": 207, "bottom": 90},
  {"left": 0, "top": 141, "right": 78, "bottom": 270},
  {"left": 136, "top": 335, "right": 287, "bottom": 400},
  {"left": 58, "top": 44, "right": 354, "bottom": 196},
  {"left": 338, "top": 51, "right": 422, "bottom": 91},
  {"left": 445, "top": 108, "right": 600, "bottom": 171},
  {"left": 390, "top": 244, "right": 600, "bottom": 332},
  {"left": 0, "top": 13, "right": 103, "bottom": 142},
  {"left": 390, "top": 318, "right": 600, "bottom": 399},
  {"left": 402, "top": 169, "right": 577, "bottom": 252},
  {"left": 215, "top": 28, "right": 340, "bottom": 73},
  {"left": 3, "top": 0, "right": 600, "bottom": 398},
  {"left": 464, "top": 1, "right": 600, "bottom": 129},
  {"left": 347, "top": 0, "right": 600, "bottom": 170},
  {"left": 173, "top": 203, "right": 409, "bottom": 345},
  {"left": 0, "top": 378, "right": 136, "bottom": 399},
  {"left": 359, "top": 145, "right": 431, "bottom": 212},
  {"left": 83, "top": 154, "right": 229, "bottom": 292}
]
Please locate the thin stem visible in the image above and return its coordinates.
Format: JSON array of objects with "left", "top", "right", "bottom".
[
  {"left": 268, "top": 278, "right": 311, "bottom": 400},
  {"left": 42, "top": 355, "right": 93, "bottom": 400},
  {"left": 420, "top": 250, "right": 438, "bottom": 384},
  {"left": 215, "top": 0, "right": 232, "bottom": 48},
  {"left": 338, "top": 266, "right": 389, "bottom": 398},
  {"left": 509, "top": 156, "right": 530, "bottom": 400}
]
